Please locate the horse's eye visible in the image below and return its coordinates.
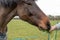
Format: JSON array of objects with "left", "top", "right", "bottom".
[
  {"left": 28, "top": 13, "right": 33, "bottom": 16},
  {"left": 26, "top": 7, "right": 33, "bottom": 16},
  {"left": 27, "top": 3, "right": 32, "bottom": 5}
]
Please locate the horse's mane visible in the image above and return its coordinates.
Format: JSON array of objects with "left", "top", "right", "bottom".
[
  {"left": 0, "top": 0, "right": 19, "bottom": 7},
  {"left": 0, "top": 0, "right": 37, "bottom": 7}
]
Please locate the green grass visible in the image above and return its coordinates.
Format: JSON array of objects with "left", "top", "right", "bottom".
[{"left": 7, "top": 19, "right": 60, "bottom": 40}]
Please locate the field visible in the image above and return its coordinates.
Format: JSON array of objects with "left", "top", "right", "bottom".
[{"left": 7, "top": 19, "right": 60, "bottom": 40}]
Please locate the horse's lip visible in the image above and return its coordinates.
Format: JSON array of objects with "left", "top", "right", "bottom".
[
  {"left": 38, "top": 26, "right": 50, "bottom": 33},
  {"left": 38, "top": 27, "right": 45, "bottom": 32},
  {"left": 37, "top": 24, "right": 50, "bottom": 32}
]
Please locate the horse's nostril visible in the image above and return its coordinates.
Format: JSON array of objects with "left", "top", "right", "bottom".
[
  {"left": 47, "top": 25, "right": 51, "bottom": 31},
  {"left": 46, "top": 22, "right": 51, "bottom": 31},
  {"left": 48, "top": 26, "right": 51, "bottom": 30}
]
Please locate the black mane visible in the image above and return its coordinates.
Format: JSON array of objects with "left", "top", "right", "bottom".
[
  {"left": 0, "top": 0, "right": 37, "bottom": 7},
  {"left": 0, "top": 0, "right": 20, "bottom": 7}
]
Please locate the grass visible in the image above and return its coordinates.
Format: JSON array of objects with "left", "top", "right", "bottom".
[{"left": 7, "top": 19, "right": 60, "bottom": 40}]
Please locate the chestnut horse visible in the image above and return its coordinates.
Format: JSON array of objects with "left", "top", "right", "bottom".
[{"left": 0, "top": 0, "right": 51, "bottom": 40}]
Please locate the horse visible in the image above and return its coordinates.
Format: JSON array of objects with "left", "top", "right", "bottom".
[{"left": 0, "top": 0, "right": 51, "bottom": 40}]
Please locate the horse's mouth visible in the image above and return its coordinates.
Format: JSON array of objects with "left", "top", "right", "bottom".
[
  {"left": 38, "top": 27, "right": 46, "bottom": 32},
  {"left": 38, "top": 26, "right": 50, "bottom": 33}
]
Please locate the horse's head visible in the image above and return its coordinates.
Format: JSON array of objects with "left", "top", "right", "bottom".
[{"left": 17, "top": 0, "right": 51, "bottom": 32}]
